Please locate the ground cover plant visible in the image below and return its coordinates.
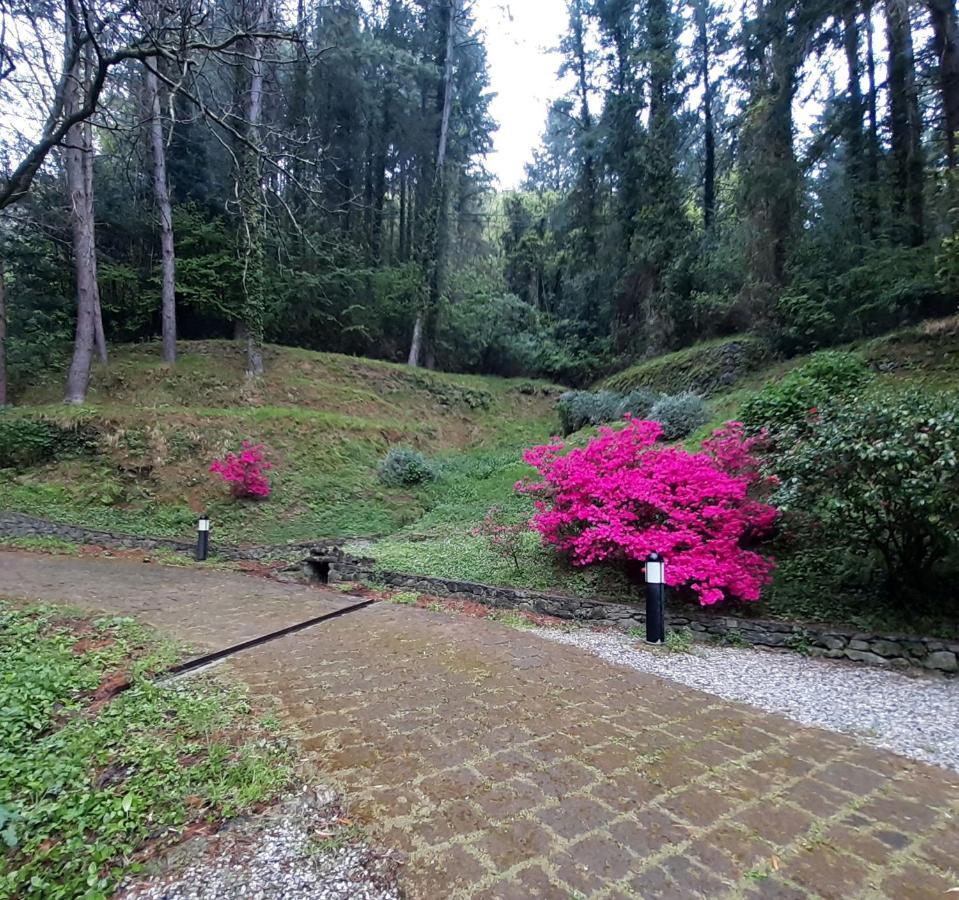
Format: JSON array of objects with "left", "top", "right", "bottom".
[{"left": 0, "top": 602, "right": 293, "bottom": 899}]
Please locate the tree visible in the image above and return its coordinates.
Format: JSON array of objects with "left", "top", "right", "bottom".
[
  {"left": 144, "top": 51, "right": 177, "bottom": 364},
  {"left": 885, "top": 0, "right": 925, "bottom": 245},
  {"left": 408, "top": 0, "right": 457, "bottom": 368},
  {"left": 237, "top": 0, "right": 270, "bottom": 378},
  {"left": 63, "top": 0, "right": 101, "bottom": 405},
  {"left": 926, "top": 0, "right": 959, "bottom": 170}
]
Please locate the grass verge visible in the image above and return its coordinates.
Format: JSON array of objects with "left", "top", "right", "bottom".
[{"left": 0, "top": 602, "right": 294, "bottom": 899}]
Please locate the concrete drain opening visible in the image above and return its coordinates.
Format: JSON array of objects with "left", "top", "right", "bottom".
[{"left": 304, "top": 559, "right": 331, "bottom": 584}]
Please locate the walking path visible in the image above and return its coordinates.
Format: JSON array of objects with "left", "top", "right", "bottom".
[{"left": 2, "top": 551, "right": 957, "bottom": 898}]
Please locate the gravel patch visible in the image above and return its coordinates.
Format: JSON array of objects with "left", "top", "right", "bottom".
[
  {"left": 122, "top": 787, "right": 401, "bottom": 900},
  {"left": 531, "top": 626, "right": 959, "bottom": 773}
]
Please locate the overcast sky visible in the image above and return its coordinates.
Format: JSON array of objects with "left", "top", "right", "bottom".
[{"left": 472, "top": 0, "right": 573, "bottom": 188}]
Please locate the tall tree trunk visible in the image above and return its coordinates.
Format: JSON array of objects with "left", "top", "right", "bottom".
[
  {"left": 886, "top": 0, "right": 925, "bottom": 246},
  {"left": 145, "top": 63, "right": 177, "bottom": 364},
  {"left": 694, "top": 0, "right": 716, "bottom": 231},
  {"left": 571, "top": 0, "right": 597, "bottom": 254},
  {"left": 865, "top": 3, "right": 882, "bottom": 237},
  {"left": 82, "top": 41, "right": 106, "bottom": 365},
  {"left": 843, "top": 3, "right": 867, "bottom": 237},
  {"left": 926, "top": 0, "right": 959, "bottom": 170},
  {"left": 0, "top": 258, "right": 6, "bottom": 407},
  {"left": 408, "top": 0, "right": 456, "bottom": 368},
  {"left": 240, "top": 0, "right": 269, "bottom": 378},
  {"left": 64, "top": 1, "right": 99, "bottom": 405}
]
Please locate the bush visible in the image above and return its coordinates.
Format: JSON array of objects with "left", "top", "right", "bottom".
[
  {"left": 617, "top": 389, "right": 661, "bottom": 419},
  {"left": 772, "top": 391, "right": 959, "bottom": 598},
  {"left": 209, "top": 441, "right": 272, "bottom": 499},
  {"left": 556, "top": 390, "right": 623, "bottom": 436},
  {"left": 517, "top": 420, "right": 778, "bottom": 606},
  {"left": 378, "top": 447, "right": 437, "bottom": 487},
  {"left": 740, "top": 351, "right": 872, "bottom": 433},
  {"left": 0, "top": 416, "right": 93, "bottom": 469},
  {"left": 773, "top": 291, "right": 839, "bottom": 356},
  {"left": 649, "top": 392, "right": 709, "bottom": 440}
]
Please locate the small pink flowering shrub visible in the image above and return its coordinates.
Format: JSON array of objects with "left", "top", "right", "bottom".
[
  {"left": 517, "top": 419, "right": 778, "bottom": 606},
  {"left": 209, "top": 441, "right": 273, "bottom": 499}
]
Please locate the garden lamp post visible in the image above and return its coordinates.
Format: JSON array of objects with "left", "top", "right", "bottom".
[
  {"left": 196, "top": 515, "right": 211, "bottom": 562},
  {"left": 645, "top": 552, "right": 666, "bottom": 644}
]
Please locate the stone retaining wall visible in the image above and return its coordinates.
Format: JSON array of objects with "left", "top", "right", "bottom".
[
  {"left": 2, "top": 512, "right": 954, "bottom": 673},
  {"left": 323, "top": 554, "right": 958, "bottom": 674}
]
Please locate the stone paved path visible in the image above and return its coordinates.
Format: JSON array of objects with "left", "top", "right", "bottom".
[{"left": 2, "top": 551, "right": 958, "bottom": 898}]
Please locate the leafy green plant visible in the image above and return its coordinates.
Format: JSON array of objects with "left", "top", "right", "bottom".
[
  {"left": 740, "top": 351, "right": 872, "bottom": 432},
  {"left": 648, "top": 392, "right": 710, "bottom": 440},
  {"left": 0, "top": 603, "right": 293, "bottom": 899},
  {"left": 390, "top": 591, "right": 420, "bottom": 606},
  {"left": 377, "top": 447, "right": 438, "bottom": 487},
  {"left": 556, "top": 390, "right": 625, "bottom": 435},
  {"left": 488, "top": 610, "right": 536, "bottom": 630},
  {"left": 0, "top": 416, "right": 94, "bottom": 469},
  {"left": 665, "top": 628, "right": 694, "bottom": 653},
  {"left": 773, "top": 391, "right": 959, "bottom": 599}
]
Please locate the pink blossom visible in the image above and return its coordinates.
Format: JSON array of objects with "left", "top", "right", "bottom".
[
  {"left": 517, "top": 419, "right": 778, "bottom": 606},
  {"left": 210, "top": 441, "right": 273, "bottom": 500}
]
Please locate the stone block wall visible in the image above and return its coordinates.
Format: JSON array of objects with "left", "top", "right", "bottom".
[{"left": 324, "top": 555, "right": 958, "bottom": 674}]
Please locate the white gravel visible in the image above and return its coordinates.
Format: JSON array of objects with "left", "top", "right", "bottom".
[
  {"left": 531, "top": 626, "right": 959, "bottom": 773},
  {"left": 122, "top": 788, "right": 402, "bottom": 900}
]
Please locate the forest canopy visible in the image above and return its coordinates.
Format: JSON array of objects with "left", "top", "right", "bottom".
[{"left": 0, "top": 0, "right": 956, "bottom": 404}]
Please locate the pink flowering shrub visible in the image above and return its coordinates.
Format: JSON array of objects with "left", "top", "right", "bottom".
[
  {"left": 516, "top": 419, "right": 778, "bottom": 606},
  {"left": 209, "top": 441, "right": 273, "bottom": 499}
]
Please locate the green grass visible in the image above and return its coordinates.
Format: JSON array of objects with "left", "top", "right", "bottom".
[
  {"left": 3, "top": 340, "right": 561, "bottom": 545},
  {"left": 0, "top": 602, "right": 294, "bottom": 899}
]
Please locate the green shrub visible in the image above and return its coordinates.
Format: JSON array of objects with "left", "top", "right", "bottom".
[
  {"left": 617, "top": 388, "right": 661, "bottom": 419},
  {"left": 649, "top": 392, "right": 709, "bottom": 440},
  {"left": 0, "top": 416, "right": 93, "bottom": 469},
  {"left": 377, "top": 447, "right": 437, "bottom": 487},
  {"left": 773, "top": 291, "right": 839, "bottom": 355},
  {"left": 772, "top": 391, "right": 959, "bottom": 599},
  {"left": 556, "top": 390, "right": 623, "bottom": 435},
  {"left": 556, "top": 388, "right": 662, "bottom": 435},
  {"left": 740, "top": 351, "right": 872, "bottom": 432}
]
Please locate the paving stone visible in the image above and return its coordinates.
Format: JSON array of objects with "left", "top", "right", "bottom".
[
  {"left": 781, "top": 845, "right": 874, "bottom": 899},
  {"left": 881, "top": 866, "right": 959, "bottom": 899},
  {"left": 7, "top": 552, "right": 959, "bottom": 900}
]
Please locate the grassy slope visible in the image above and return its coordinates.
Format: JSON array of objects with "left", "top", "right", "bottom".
[
  {"left": 5, "top": 325, "right": 958, "bottom": 629},
  {"left": 2, "top": 340, "right": 560, "bottom": 544},
  {"left": 357, "top": 320, "right": 959, "bottom": 632}
]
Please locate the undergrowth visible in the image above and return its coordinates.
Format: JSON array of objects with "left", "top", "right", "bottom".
[{"left": 0, "top": 602, "right": 293, "bottom": 899}]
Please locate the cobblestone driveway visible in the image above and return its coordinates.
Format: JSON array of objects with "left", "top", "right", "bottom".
[{"left": 2, "top": 551, "right": 957, "bottom": 898}]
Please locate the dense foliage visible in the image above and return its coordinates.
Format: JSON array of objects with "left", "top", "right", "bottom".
[
  {"left": 740, "top": 352, "right": 874, "bottom": 432},
  {"left": 0, "top": 604, "right": 292, "bottom": 898},
  {"left": 2, "top": 0, "right": 957, "bottom": 402},
  {"left": 518, "top": 420, "right": 778, "bottom": 605},
  {"left": 773, "top": 392, "right": 959, "bottom": 595},
  {"left": 378, "top": 447, "right": 438, "bottom": 487}
]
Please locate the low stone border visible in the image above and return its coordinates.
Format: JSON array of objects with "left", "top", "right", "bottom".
[
  {"left": 3, "top": 511, "right": 955, "bottom": 673},
  {"left": 321, "top": 554, "right": 959, "bottom": 674},
  {"left": 0, "top": 511, "right": 339, "bottom": 563}
]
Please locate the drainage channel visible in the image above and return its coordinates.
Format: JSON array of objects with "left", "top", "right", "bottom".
[{"left": 162, "top": 597, "right": 378, "bottom": 680}]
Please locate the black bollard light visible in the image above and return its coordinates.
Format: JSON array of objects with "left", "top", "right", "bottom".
[
  {"left": 645, "top": 552, "right": 666, "bottom": 644},
  {"left": 196, "top": 515, "right": 211, "bottom": 562}
]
